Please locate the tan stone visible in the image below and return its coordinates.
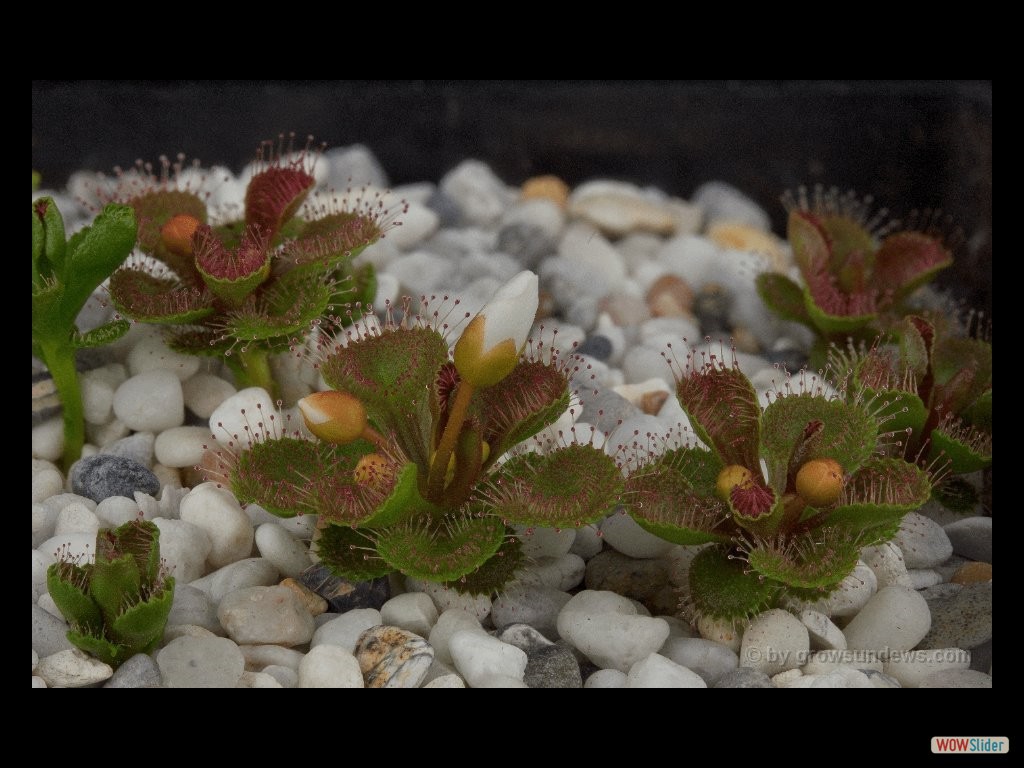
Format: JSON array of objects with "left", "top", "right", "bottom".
[
  {"left": 950, "top": 561, "right": 992, "bottom": 584},
  {"left": 707, "top": 221, "right": 789, "bottom": 272},
  {"left": 646, "top": 274, "right": 695, "bottom": 318},
  {"left": 281, "top": 577, "right": 329, "bottom": 616},
  {"left": 521, "top": 175, "right": 570, "bottom": 208}
]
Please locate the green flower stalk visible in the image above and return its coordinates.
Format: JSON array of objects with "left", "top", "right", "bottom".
[
  {"left": 625, "top": 352, "right": 933, "bottom": 621},
  {"left": 32, "top": 198, "right": 137, "bottom": 469},
  {"left": 104, "top": 137, "right": 400, "bottom": 400},
  {"left": 219, "top": 271, "right": 624, "bottom": 595},
  {"left": 46, "top": 519, "right": 175, "bottom": 668}
]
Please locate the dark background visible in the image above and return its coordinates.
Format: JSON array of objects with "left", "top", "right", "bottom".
[{"left": 32, "top": 80, "right": 992, "bottom": 314}]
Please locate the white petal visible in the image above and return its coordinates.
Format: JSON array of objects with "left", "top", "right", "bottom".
[{"left": 478, "top": 270, "right": 539, "bottom": 352}]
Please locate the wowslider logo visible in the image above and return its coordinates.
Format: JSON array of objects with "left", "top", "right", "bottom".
[{"left": 932, "top": 737, "right": 1009, "bottom": 754}]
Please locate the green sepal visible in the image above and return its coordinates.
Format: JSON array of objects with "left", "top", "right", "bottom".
[
  {"left": 928, "top": 426, "right": 992, "bottom": 473},
  {"left": 46, "top": 563, "right": 103, "bottom": 636},
  {"left": 376, "top": 514, "right": 505, "bottom": 583},
  {"left": 72, "top": 319, "right": 131, "bottom": 349},
  {"left": 688, "top": 545, "right": 781, "bottom": 621},
  {"left": 88, "top": 554, "right": 142, "bottom": 625},
  {"left": 486, "top": 444, "right": 622, "bottom": 528},
  {"left": 108, "top": 580, "right": 175, "bottom": 651},
  {"left": 755, "top": 272, "right": 813, "bottom": 328}
]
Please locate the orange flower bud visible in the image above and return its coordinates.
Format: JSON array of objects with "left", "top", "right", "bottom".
[
  {"left": 161, "top": 214, "right": 200, "bottom": 257},
  {"left": 795, "top": 458, "right": 844, "bottom": 507}
]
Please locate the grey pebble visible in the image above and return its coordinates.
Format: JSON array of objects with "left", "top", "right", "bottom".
[
  {"left": 919, "top": 581, "right": 991, "bottom": 651},
  {"left": 524, "top": 642, "right": 583, "bottom": 688},
  {"left": 713, "top": 667, "right": 774, "bottom": 688},
  {"left": 943, "top": 517, "right": 992, "bottom": 563},
  {"left": 104, "top": 653, "right": 162, "bottom": 688},
  {"left": 70, "top": 454, "right": 160, "bottom": 504}
]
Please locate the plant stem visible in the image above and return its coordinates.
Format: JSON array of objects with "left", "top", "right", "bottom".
[
  {"left": 227, "top": 347, "right": 277, "bottom": 399},
  {"left": 426, "top": 380, "right": 476, "bottom": 502},
  {"left": 41, "top": 341, "right": 84, "bottom": 471}
]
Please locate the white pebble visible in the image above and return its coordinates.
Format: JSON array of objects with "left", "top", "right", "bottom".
[
  {"left": 191, "top": 558, "right": 279, "bottom": 603},
  {"left": 525, "top": 554, "right": 586, "bottom": 592},
  {"left": 183, "top": 374, "right": 237, "bottom": 420},
  {"left": 799, "top": 610, "right": 847, "bottom": 650},
  {"left": 740, "top": 609, "right": 809, "bottom": 675},
  {"left": 843, "top": 586, "right": 932, "bottom": 651},
  {"left": 254, "top": 524, "right": 312, "bottom": 579},
  {"left": 380, "top": 592, "right": 439, "bottom": 637},
  {"left": 784, "top": 562, "right": 877, "bottom": 618},
  {"left": 32, "top": 549, "right": 54, "bottom": 598},
  {"left": 208, "top": 387, "right": 281, "bottom": 448},
  {"left": 861, "top": 542, "right": 913, "bottom": 588},
  {"left": 32, "top": 418, "right": 64, "bottom": 462},
  {"left": 298, "top": 645, "right": 364, "bottom": 688},
  {"left": 907, "top": 568, "right": 943, "bottom": 589},
  {"left": 32, "top": 505, "right": 58, "bottom": 548},
  {"left": 691, "top": 181, "right": 771, "bottom": 231},
  {"left": 94, "top": 495, "right": 141, "bottom": 526},
  {"left": 35, "top": 649, "right": 113, "bottom": 687},
  {"left": 79, "top": 371, "right": 115, "bottom": 425},
  {"left": 513, "top": 525, "right": 576, "bottom": 559},
  {"left": 802, "top": 650, "right": 882, "bottom": 674},
  {"left": 584, "top": 669, "right": 628, "bottom": 688},
  {"left": 422, "top": 673, "right": 466, "bottom": 689},
  {"left": 882, "top": 648, "right": 971, "bottom": 688},
  {"left": 557, "top": 590, "right": 670, "bottom": 672},
  {"left": 262, "top": 665, "right": 299, "bottom": 688},
  {"left": 218, "top": 585, "right": 315, "bottom": 646},
  {"left": 158, "top": 635, "right": 245, "bottom": 688},
  {"left": 439, "top": 160, "right": 514, "bottom": 226},
  {"left": 32, "top": 676, "right": 47, "bottom": 688},
  {"left": 153, "top": 427, "right": 211, "bottom": 468},
  {"left": 697, "top": 615, "right": 745, "bottom": 653},
  {"left": 559, "top": 222, "right": 627, "bottom": 287},
  {"left": 568, "top": 181, "right": 676, "bottom": 237},
  {"left": 428, "top": 609, "right": 486, "bottom": 667},
  {"left": 599, "top": 512, "right": 675, "bottom": 559},
  {"left": 406, "top": 577, "right": 492, "bottom": 622},
  {"left": 113, "top": 371, "right": 185, "bottom": 432},
  {"left": 87, "top": 417, "right": 130, "bottom": 448},
  {"left": 627, "top": 653, "right": 707, "bottom": 688},
  {"left": 179, "top": 482, "right": 254, "bottom": 568},
  {"left": 276, "top": 513, "right": 318, "bottom": 540},
  {"left": 37, "top": 592, "right": 64, "bottom": 621},
  {"left": 127, "top": 330, "right": 202, "bottom": 380},
  {"left": 473, "top": 674, "right": 529, "bottom": 688},
  {"left": 501, "top": 198, "right": 565, "bottom": 239},
  {"left": 237, "top": 670, "right": 283, "bottom": 688},
  {"left": 449, "top": 630, "right": 528, "bottom": 687},
  {"left": 893, "top": 512, "right": 954, "bottom": 568},
  {"left": 311, "top": 609, "right": 383, "bottom": 653},
  {"left": 389, "top": 201, "right": 439, "bottom": 249},
  {"left": 153, "top": 518, "right": 213, "bottom": 583},
  {"left": 53, "top": 502, "right": 100, "bottom": 536},
  {"left": 659, "top": 637, "right": 738, "bottom": 685},
  {"left": 32, "top": 468, "right": 63, "bottom": 504},
  {"left": 569, "top": 525, "right": 604, "bottom": 560},
  {"left": 239, "top": 644, "right": 305, "bottom": 672}
]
